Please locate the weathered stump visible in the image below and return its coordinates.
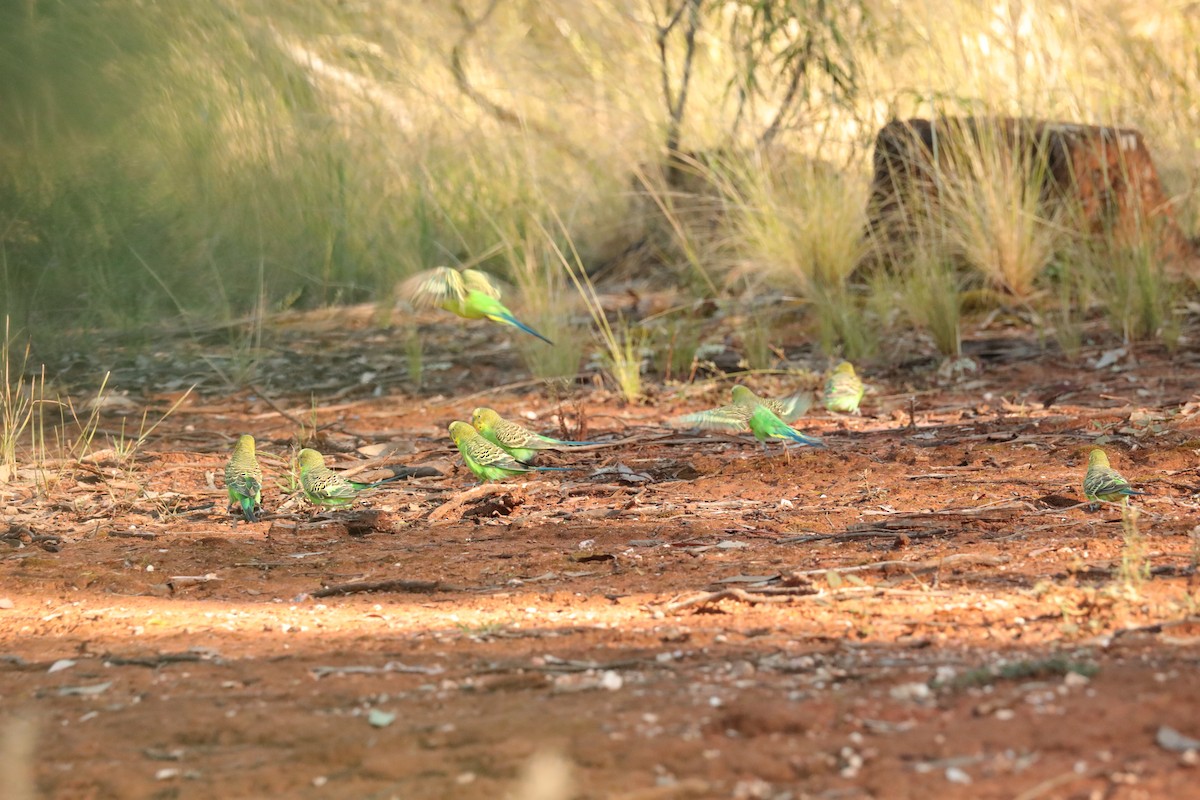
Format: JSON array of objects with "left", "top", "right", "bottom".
[{"left": 865, "top": 117, "right": 1196, "bottom": 273}]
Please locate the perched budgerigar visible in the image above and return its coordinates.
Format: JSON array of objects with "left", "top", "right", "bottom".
[
  {"left": 1083, "top": 448, "right": 1143, "bottom": 506},
  {"left": 224, "top": 434, "right": 263, "bottom": 522},
  {"left": 448, "top": 421, "right": 569, "bottom": 483},
  {"left": 297, "top": 448, "right": 398, "bottom": 509},
  {"left": 746, "top": 403, "right": 825, "bottom": 452},
  {"left": 470, "top": 407, "right": 602, "bottom": 463},
  {"left": 824, "top": 361, "right": 865, "bottom": 415},
  {"left": 403, "top": 266, "right": 552, "bottom": 344},
  {"left": 672, "top": 384, "right": 812, "bottom": 432}
]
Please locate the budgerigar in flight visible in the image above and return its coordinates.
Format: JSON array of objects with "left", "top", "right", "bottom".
[
  {"left": 448, "top": 421, "right": 569, "bottom": 483},
  {"left": 1083, "top": 448, "right": 1142, "bottom": 506},
  {"left": 403, "top": 266, "right": 552, "bottom": 344},
  {"left": 470, "top": 407, "right": 602, "bottom": 463},
  {"left": 672, "top": 384, "right": 812, "bottom": 432},
  {"left": 746, "top": 403, "right": 825, "bottom": 452},
  {"left": 824, "top": 361, "right": 865, "bottom": 415},
  {"left": 297, "top": 448, "right": 398, "bottom": 509},
  {"left": 224, "top": 434, "right": 263, "bottom": 523}
]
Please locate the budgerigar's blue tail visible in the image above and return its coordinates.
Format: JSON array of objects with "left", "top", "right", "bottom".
[
  {"left": 781, "top": 428, "right": 825, "bottom": 448},
  {"left": 492, "top": 311, "right": 554, "bottom": 345}
]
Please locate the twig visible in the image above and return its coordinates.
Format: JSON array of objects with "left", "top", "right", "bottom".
[
  {"left": 167, "top": 573, "right": 220, "bottom": 588},
  {"left": 664, "top": 586, "right": 812, "bottom": 613},
  {"left": 247, "top": 383, "right": 309, "bottom": 429},
  {"left": 428, "top": 377, "right": 547, "bottom": 407},
  {"left": 778, "top": 528, "right": 949, "bottom": 544},
  {"left": 793, "top": 553, "right": 1010, "bottom": 578},
  {"left": 311, "top": 578, "right": 459, "bottom": 598},
  {"left": 104, "top": 651, "right": 219, "bottom": 667},
  {"left": 1108, "top": 616, "right": 1200, "bottom": 640},
  {"left": 427, "top": 483, "right": 524, "bottom": 523},
  {"left": 1013, "top": 768, "right": 1100, "bottom": 800}
]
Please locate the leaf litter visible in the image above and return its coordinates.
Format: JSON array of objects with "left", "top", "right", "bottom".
[{"left": 1, "top": 307, "right": 1199, "bottom": 798}]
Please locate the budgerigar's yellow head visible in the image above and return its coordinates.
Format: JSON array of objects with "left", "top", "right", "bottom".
[
  {"left": 471, "top": 407, "right": 501, "bottom": 430},
  {"left": 297, "top": 449, "right": 325, "bottom": 470},
  {"left": 449, "top": 421, "right": 475, "bottom": 445},
  {"left": 1088, "top": 449, "right": 1109, "bottom": 468},
  {"left": 233, "top": 434, "right": 256, "bottom": 453},
  {"left": 731, "top": 385, "right": 755, "bottom": 404},
  {"left": 834, "top": 361, "right": 856, "bottom": 376}
]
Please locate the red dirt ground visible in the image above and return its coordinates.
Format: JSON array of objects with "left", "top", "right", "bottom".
[{"left": 2, "top": 305, "right": 1200, "bottom": 799}]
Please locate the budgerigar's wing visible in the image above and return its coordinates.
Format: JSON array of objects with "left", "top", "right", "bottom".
[
  {"left": 761, "top": 397, "right": 792, "bottom": 419},
  {"left": 671, "top": 404, "right": 752, "bottom": 431},
  {"left": 460, "top": 269, "right": 503, "bottom": 299},
  {"left": 467, "top": 431, "right": 530, "bottom": 471},
  {"left": 1085, "top": 466, "right": 1132, "bottom": 498},
  {"left": 227, "top": 472, "right": 261, "bottom": 500},
  {"left": 402, "top": 266, "right": 467, "bottom": 308},
  {"left": 494, "top": 418, "right": 555, "bottom": 451},
  {"left": 306, "top": 468, "right": 360, "bottom": 501},
  {"left": 776, "top": 391, "right": 814, "bottom": 423}
]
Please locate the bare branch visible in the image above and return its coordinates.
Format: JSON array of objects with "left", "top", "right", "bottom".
[{"left": 447, "top": 0, "right": 596, "bottom": 167}]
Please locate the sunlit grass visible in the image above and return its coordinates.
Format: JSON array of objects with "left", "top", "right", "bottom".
[
  {"left": 933, "top": 121, "right": 1068, "bottom": 299},
  {"left": 109, "top": 388, "right": 196, "bottom": 466},
  {"left": 1117, "top": 503, "right": 1150, "bottom": 596},
  {"left": 899, "top": 250, "right": 964, "bottom": 358},
  {"left": 0, "top": 0, "right": 1197, "bottom": 367},
  {"left": 1087, "top": 236, "right": 1181, "bottom": 346},
  {"left": 647, "top": 308, "right": 706, "bottom": 383},
  {"left": 542, "top": 219, "right": 645, "bottom": 402},
  {"left": 0, "top": 318, "right": 36, "bottom": 481},
  {"left": 504, "top": 232, "right": 587, "bottom": 382}
]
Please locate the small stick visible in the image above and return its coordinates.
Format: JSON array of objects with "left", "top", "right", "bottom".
[
  {"left": 778, "top": 528, "right": 948, "bottom": 544},
  {"left": 664, "top": 586, "right": 808, "bottom": 613},
  {"left": 792, "top": 552, "right": 1010, "bottom": 578},
  {"left": 311, "top": 578, "right": 459, "bottom": 598},
  {"left": 428, "top": 483, "right": 524, "bottom": 523}
]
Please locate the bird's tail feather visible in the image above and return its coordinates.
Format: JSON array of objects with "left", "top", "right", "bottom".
[
  {"left": 494, "top": 312, "right": 554, "bottom": 345},
  {"left": 515, "top": 460, "right": 572, "bottom": 471},
  {"left": 344, "top": 474, "right": 407, "bottom": 490},
  {"left": 784, "top": 429, "right": 825, "bottom": 447},
  {"left": 239, "top": 497, "right": 258, "bottom": 523}
]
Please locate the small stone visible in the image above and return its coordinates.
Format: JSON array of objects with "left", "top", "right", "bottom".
[
  {"left": 945, "top": 766, "right": 971, "bottom": 784},
  {"left": 1064, "top": 671, "right": 1090, "bottom": 688},
  {"left": 367, "top": 709, "right": 397, "bottom": 728},
  {"left": 599, "top": 671, "right": 623, "bottom": 691},
  {"left": 889, "top": 682, "right": 932, "bottom": 703}
]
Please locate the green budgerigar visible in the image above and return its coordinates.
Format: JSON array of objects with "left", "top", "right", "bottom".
[
  {"left": 403, "top": 266, "right": 552, "bottom": 344},
  {"left": 746, "top": 403, "right": 825, "bottom": 452},
  {"left": 673, "top": 385, "right": 813, "bottom": 432},
  {"left": 225, "top": 434, "right": 263, "bottom": 522},
  {"left": 1083, "top": 448, "right": 1142, "bottom": 506},
  {"left": 824, "top": 361, "right": 865, "bottom": 415},
  {"left": 297, "top": 448, "right": 398, "bottom": 509},
  {"left": 448, "top": 421, "right": 569, "bottom": 483},
  {"left": 470, "top": 407, "right": 602, "bottom": 463}
]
